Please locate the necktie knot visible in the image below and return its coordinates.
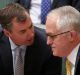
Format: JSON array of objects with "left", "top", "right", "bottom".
[{"left": 16, "top": 47, "right": 22, "bottom": 55}]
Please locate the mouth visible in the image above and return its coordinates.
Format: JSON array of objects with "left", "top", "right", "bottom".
[
  {"left": 28, "top": 38, "right": 34, "bottom": 42},
  {"left": 51, "top": 46, "right": 55, "bottom": 48},
  {"left": 28, "top": 37, "right": 34, "bottom": 43},
  {"left": 27, "top": 36, "right": 34, "bottom": 41},
  {"left": 26, "top": 39, "right": 34, "bottom": 46},
  {"left": 51, "top": 47, "right": 55, "bottom": 51}
]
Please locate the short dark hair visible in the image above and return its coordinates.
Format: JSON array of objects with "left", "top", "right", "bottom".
[{"left": 0, "top": 3, "right": 28, "bottom": 31}]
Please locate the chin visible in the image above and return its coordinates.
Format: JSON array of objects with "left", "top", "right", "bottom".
[
  {"left": 27, "top": 40, "right": 34, "bottom": 46},
  {"left": 53, "top": 52, "right": 60, "bottom": 57}
]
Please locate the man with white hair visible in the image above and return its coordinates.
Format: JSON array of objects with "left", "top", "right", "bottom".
[{"left": 46, "top": 6, "right": 80, "bottom": 75}]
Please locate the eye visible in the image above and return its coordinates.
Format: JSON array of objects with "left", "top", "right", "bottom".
[
  {"left": 50, "top": 35, "right": 57, "bottom": 40},
  {"left": 20, "top": 30, "right": 26, "bottom": 34},
  {"left": 47, "top": 34, "right": 55, "bottom": 39}
]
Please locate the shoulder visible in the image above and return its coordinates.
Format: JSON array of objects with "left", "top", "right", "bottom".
[
  {"left": 0, "top": 32, "right": 10, "bottom": 47},
  {"left": 34, "top": 26, "right": 46, "bottom": 40},
  {"left": 33, "top": 27, "right": 51, "bottom": 56},
  {"left": 34, "top": 27, "right": 48, "bottom": 49}
]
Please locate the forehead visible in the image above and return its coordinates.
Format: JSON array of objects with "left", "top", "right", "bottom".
[
  {"left": 11, "top": 16, "right": 31, "bottom": 30},
  {"left": 46, "top": 15, "right": 58, "bottom": 34}
]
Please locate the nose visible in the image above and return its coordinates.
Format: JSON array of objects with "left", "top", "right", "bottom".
[
  {"left": 30, "top": 31, "right": 34, "bottom": 37},
  {"left": 47, "top": 36, "right": 53, "bottom": 46}
]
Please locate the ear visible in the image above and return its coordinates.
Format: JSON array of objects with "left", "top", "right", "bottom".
[
  {"left": 3, "top": 29, "right": 11, "bottom": 37},
  {"left": 68, "top": 30, "right": 77, "bottom": 42}
]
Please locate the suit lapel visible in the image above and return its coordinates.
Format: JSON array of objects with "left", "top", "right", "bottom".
[
  {"left": 0, "top": 35, "right": 14, "bottom": 75},
  {"left": 62, "top": 47, "right": 80, "bottom": 75},
  {"left": 62, "top": 58, "right": 66, "bottom": 75},
  {"left": 75, "top": 48, "right": 80, "bottom": 75}
]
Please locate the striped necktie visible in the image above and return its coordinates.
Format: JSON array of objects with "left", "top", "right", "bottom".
[
  {"left": 66, "top": 59, "right": 72, "bottom": 75},
  {"left": 41, "top": 0, "right": 51, "bottom": 24}
]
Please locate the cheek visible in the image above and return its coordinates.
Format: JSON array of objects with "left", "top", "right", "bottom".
[
  {"left": 54, "top": 37, "right": 69, "bottom": 51},
  {"left": 57, "top": 40, "right": 68, "bottom": 49},
  {"left": 53, "top": 43, "right": 68, "bottom": 57},
  {"left": 11, "top": 35, "right": 20, "bottom": 42},
  {"left": 52, "top": 37, "right": 70, "bottom": 57},
  {"left": 56, "top": 39, "right": 69, "bottom": 51},
  {"left": 10, "top": 33, "right": 26, "bottom": 42},
  {"left": 11, "top": 35, "right": 28, "bottom": 45},
  {"left": 56, "top": 36, "right": 68, "bottom": 44}
]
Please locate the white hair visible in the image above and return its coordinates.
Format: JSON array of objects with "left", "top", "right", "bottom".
[{"left": 47, "top": 6, "right": 80, "bottom": 32}]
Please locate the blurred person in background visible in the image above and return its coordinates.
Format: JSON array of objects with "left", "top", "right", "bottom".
[{"left": 18, "top": 0, "right": 80, "bottom": 25}]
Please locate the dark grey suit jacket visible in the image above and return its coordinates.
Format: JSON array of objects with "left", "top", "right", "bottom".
[{"left": 0, "top": 27, "right": 62, "bottom": 75}]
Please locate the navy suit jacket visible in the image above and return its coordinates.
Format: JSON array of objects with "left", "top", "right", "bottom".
[
  {"left": 18, "top": 0, "right": 80, "bottom": 11},
  {"left": 57, "top": 0, "right": 80, "bottom": 12},
  {"left": 62, "top": 48, "right": 80, "bottom": 75},
  {"left": 0, "top": 27, "right": 62, "bottom": 75},
  {"left": 75, "top": 48, "right": 80, "bottom": 75}
]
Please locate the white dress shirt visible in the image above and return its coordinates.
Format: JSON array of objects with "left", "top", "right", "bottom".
[
  {"left": 67, "top": 43, "right": 80, "bottom": 75},
  {"left": 9, "top": 37, "right": 26, "bottom": 74}
]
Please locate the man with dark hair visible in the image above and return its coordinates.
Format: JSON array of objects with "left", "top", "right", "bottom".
[{"left": 0, "top": 3, "right": 62, "bottom": 75}]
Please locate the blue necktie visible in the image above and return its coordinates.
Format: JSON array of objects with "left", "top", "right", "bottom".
[{"left": 41, "top": 0, "right": 51, "bottom": 24}]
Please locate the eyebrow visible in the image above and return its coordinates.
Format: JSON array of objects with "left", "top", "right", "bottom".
[
  {"left": 19, "top": 24, "right": 32, "bottom": 32},
  {"left": 46, "top": 31, "right": 70, "bottom": 37}
]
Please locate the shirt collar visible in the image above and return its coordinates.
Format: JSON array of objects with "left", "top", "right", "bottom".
[
  {"left": 67, "top": 43, "right": 80, "bottom": 66},
  {"left": 9, "top": 37, "right": 17, "bottom": 50}
]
